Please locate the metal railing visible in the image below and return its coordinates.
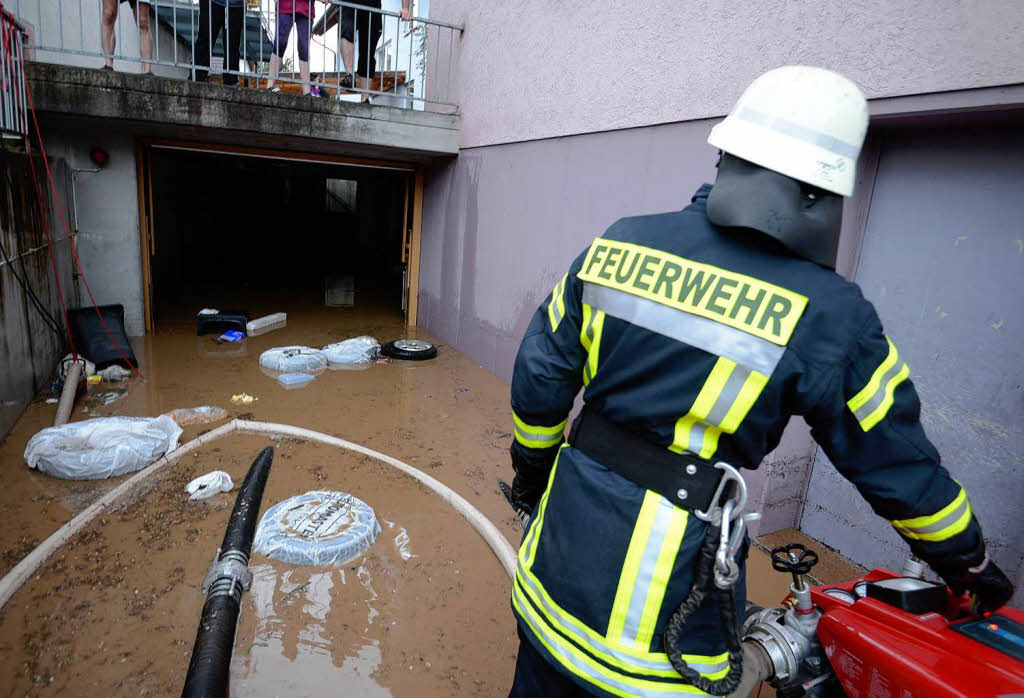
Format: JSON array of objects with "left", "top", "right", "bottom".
[
  {"left": 0, "top": 8, "right": 28, "bottom": 137},
  {"left": 14, "top": 0, "right": 460, "bottom": 109}
]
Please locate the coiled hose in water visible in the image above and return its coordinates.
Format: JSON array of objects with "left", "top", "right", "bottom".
[{"left": 182, "top": 446, "right": 274, "bottom": 698}]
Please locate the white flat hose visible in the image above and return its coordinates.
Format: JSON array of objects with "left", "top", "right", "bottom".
[{"left": 0, "top": 420, "right": 517, "bottom": 611}]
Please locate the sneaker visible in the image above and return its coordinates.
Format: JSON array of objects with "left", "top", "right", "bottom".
[
  {"left": 337, "top": 73, "right": 354, "bottom": 89},
  {"left": 266, "top": 85, "right": 281, "bottom": 93}
]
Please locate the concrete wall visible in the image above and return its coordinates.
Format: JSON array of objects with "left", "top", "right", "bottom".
[
  {"left": 0, "top": 152, "right": 75, "bottom": 440},
  {"left": 800, "top": 123, "right": 1024, "bottom": 601},
  {"left": 41, "top": 124, "right": 146, "bottom": 336},
  {"left": 431, "top": 0, "right": 1024, "bottom": 148},
  {"left": 418, "top": 117, "right": 827, "bottom": 534}
]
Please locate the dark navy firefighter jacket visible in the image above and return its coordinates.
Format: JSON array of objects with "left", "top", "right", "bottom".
[{"left": 508, "top": 185, "right": 983, "bottom": 698}]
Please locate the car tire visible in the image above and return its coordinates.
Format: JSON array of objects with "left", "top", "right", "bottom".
[{"left": 381, "top": 339, "right": 438, "bottom": 361}]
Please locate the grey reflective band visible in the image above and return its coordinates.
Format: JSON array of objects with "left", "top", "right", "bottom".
[
  {"left": 685, "top": 365, "right": 752, "bottom": 455},
  {"left": 736, "top": 106, "right": 860, "bottom": 160},
  {"left": 900, "top": 496, "right": 969, "bottom": 536},
  {"left": 620, "top": 497, "right": 677, "bottom": 645},
  {"left": 514, "top": 424, "right": 562, "bottom": 446},
  {"left": 583, "top": 283, "right": 785, "bottom": 375},
  {"left": 851, "top": 360, "right": 907, "bottom": 423}
]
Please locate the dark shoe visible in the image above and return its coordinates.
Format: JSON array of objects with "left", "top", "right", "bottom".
[
  {"left": 338, "top": 73, "right": 354, "bottom": 89},
  {"left": 101, "top": 65, "right": 114, "bottom": 72}
]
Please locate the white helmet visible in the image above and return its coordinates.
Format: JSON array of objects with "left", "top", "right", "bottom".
[{"left": 707, "top": 66, "right": 868, "bottom": 196}]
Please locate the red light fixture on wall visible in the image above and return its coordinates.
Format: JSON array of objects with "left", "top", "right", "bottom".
[{"left": 89, "top": 147, "right": 109, "bottom": 168}]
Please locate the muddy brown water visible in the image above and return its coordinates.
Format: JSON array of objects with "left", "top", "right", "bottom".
[
  {"left": 0, "top": 306, "right": 855, "bottom": 697},
  {"left": 0, "top": 434, "right": 517, "bottom": 696}
]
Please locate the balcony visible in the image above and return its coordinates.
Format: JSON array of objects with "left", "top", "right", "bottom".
[{"left": 14, "top": 0, "right": 460, "bottom": 160}]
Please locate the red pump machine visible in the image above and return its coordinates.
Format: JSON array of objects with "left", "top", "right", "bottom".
[{"left": 744, "top": 543, "right": 1024, "bottom": 697}]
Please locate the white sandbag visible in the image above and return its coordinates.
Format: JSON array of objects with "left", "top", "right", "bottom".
[
  {"left": 24, "top": 415, "right": 183, "bottom": 480},
  {"left": 258, "top": 346, "right": 327, "bottom": 373},
  {"left": 253, "top": 491, "right": 380, "bottom": 566},
  {"left": 168, "top": 406, "right": 228, "bottom": 425},
  {"left": 185, "top": 470, "right": 234, "bottom": 500},
  {"left": 322, "top": 336, "right": 380, "bottom": 365}
]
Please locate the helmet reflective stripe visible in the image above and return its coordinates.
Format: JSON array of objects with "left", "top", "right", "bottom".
[{"left": 708, "top": 66, "right": 868, "bottom": 196}]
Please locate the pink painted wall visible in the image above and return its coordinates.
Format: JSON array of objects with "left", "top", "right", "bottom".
[{"left": 431, "top": 0, "right": 1024, "bottom": 148}]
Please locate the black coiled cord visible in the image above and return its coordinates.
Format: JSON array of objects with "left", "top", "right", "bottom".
[{"left": 663, "top": 521, "right": 744, "bottom": 696}]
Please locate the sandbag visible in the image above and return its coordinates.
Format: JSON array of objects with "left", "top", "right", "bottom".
[
  {"left": 323, "top": 336, "right": 380, "bottom": 365},
  {"left": 258, "top": 346, "right": 327, "bottom": 373},
  {"left": 253, "top": 491, "right": 380, "bottom": 566},
  {"left": 24, "top": 415, "right": 182, "bottom": 480}
]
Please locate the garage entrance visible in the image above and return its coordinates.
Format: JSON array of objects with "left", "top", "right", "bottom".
[{"left": 137, "top": 143, "right": 421, "bottom": 332}]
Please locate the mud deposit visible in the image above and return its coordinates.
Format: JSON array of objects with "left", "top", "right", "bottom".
[{"left": 0, "top": 434, "right": 517, "bottom": 696}]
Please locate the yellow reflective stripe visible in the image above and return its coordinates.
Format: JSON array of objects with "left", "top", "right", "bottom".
[
  {"left": 607, "top": 491, "right": 663, "bottom": 644},
  {"left": 718, "top": 370, "right": 769, "bottom": 434},
  {"left": 891, "top": 488, "right": 973, "bottom": 542},
  {"left": 635, "top": 506, "right": 688, "bottom": 649},
  {"left": 547, "top": 273, "right": 568, "bottom": 332},
  {"left": 512, "top": 581, "right": 713, "bottom": 696},
  {"left": 848, "top": 336, "right": 911, "bottom": 431},
  {"left": 520, "top": 445, "right": 564, "bottom": 569},
  {"left": 858, "top": 363, "right": 910, "bottom": 432},
  {"left": 848, "top": 336, "right": 898, "bottom": 413},
  {"left": 582, "top": 307, "right": 605, "bottom": 386},
  {"left": 513, "top": 411, "right": 567, "bottom": 449},
  {"left": 669, "top": 358, "right": 735, "bottom": 456},
  {"left": 581, "top": 303, "right": 594, "bottom": 352}
]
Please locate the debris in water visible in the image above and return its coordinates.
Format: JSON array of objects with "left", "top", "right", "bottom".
[
  {"left": 98, "top": 365, "right": 131, "bottom": 382},
  {"left": 394, "top": 529, "right": 415, "bottom": 560},
  {"left": 185, "top": 470, "right": 234, "bottom": 500},
  {"left": 168, "top": 406, "right": 228, "bottom": 425},
  {"left": 232, "top": 393, "right": 258, "bottom": 405}
]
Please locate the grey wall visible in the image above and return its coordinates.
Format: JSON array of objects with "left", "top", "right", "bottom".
[
  {"left": 801, "top": 123, "right": 1024, "bottom": 601},
  {"left": 0, "top": 153, "right": 75, "bottom": 440},
  {"left": 431, "top": 0, "right": 1024, "bottom": 148},
  {"left": 42, "top": 124, "right": 146, "bottom": 336},
  {"left": 418, "top": 118, "right": 827, "bottom": 533}
]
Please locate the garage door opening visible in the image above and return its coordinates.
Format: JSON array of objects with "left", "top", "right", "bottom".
[{"left": 141, "top": 146, "right": 419, "bottom": 332}]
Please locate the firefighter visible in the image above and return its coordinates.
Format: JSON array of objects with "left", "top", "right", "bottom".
[{"left": 505, "top": 66, "right": 1014, "bottom": 698}]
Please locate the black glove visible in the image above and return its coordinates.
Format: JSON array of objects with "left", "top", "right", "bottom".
[
  {"left": 507, "top": 441, "right": 556, "bottom": 522},
  {"left": 933, "top": 553, "right": 1014, "bottom": 615},
  {"left": 499, "top": 479, "right": 535, "bottom": 524}
]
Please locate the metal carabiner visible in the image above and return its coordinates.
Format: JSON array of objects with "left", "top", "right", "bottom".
[{"left": 694, "top": 461, "right": 748, "bottom": 523}]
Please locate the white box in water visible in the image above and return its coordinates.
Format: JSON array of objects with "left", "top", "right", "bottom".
[
  {"left": 325, "top": 275, "right": 355, "bottom": 307},
  {"left": 247, "top": 312, "right": 287, "bottom": 336}
]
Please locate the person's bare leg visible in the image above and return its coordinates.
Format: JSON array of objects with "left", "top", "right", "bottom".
[
  {"left": 101, "top": 0, "right": 118, "bottom": 69},
  {"left": 132, "top": 1, "right": 153, "bottom": 74},
  {"left": 356, "top": 75, "right": 370, "bottom": 101},
  {"left": 267, "top": 53, "right": 281, "bottom": 88},
  {"left": 299, "top": 59, "right": 310, "bottom": 95},
  {"left": 341, "top": 38, "right": 354, "bottom": 77}
]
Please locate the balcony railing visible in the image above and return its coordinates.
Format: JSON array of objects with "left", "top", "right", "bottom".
[
  {"left": 0, "top": 8, "right": 28, "bottom": 137},
  {"left": 14, "top": 0, "right": 460, "bottom": 109}
]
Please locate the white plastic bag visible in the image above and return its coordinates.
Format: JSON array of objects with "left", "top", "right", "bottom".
[
  {"left": 186, "top": 470, "right": 234, "bottom": 500},
  {"left": 259, "top": 346, "right": 327, "bottom": 373},
  {"left": 24, "top": 415, "right": 183, "bottom": 480},
  {"left": 168, "top": 406, "right": 228, "bottom": 425},
  {"left": 253, "top": 491, "right": 380, "bottom": 566},
  {"left": 322, "top": 336, "right": 380, "bottom": 365}
]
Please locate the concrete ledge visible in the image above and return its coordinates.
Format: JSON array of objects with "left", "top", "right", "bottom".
[{"left": 26, "top": 62, "right": 460, "bottom": 159}]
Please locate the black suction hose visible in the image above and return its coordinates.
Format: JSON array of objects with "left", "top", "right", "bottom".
[{"left": 182, "top": 446, "right": 275, "bottom": 698}]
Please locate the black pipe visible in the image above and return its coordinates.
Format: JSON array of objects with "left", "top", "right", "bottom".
[{"left": 182, "top": 446, "right": 275, "bottom": 698}]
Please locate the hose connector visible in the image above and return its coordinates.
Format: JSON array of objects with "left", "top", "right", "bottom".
[{"left": 202, "top": 548, "right": 253, "bottom": 604}]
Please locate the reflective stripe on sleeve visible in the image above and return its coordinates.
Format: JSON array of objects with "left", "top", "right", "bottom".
[
  {"left": 548, "top": 273, "right": 568, "bottom": 332},
  {"left": 891, "top": 487, "right": 973, "bottom": 542},
  {"left": 580, "top": 302, "right": 606, "bottom": 386},
  {"left": 513, "top": 411, "right": 567, "bottom": 449},
  {"left": 848, "top": 336, "right": 910, "bottom": 432}
]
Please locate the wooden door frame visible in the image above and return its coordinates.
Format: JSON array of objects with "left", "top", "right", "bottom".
[{"left": 134, "top": 138, "right": 425, "bottom": 332}]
